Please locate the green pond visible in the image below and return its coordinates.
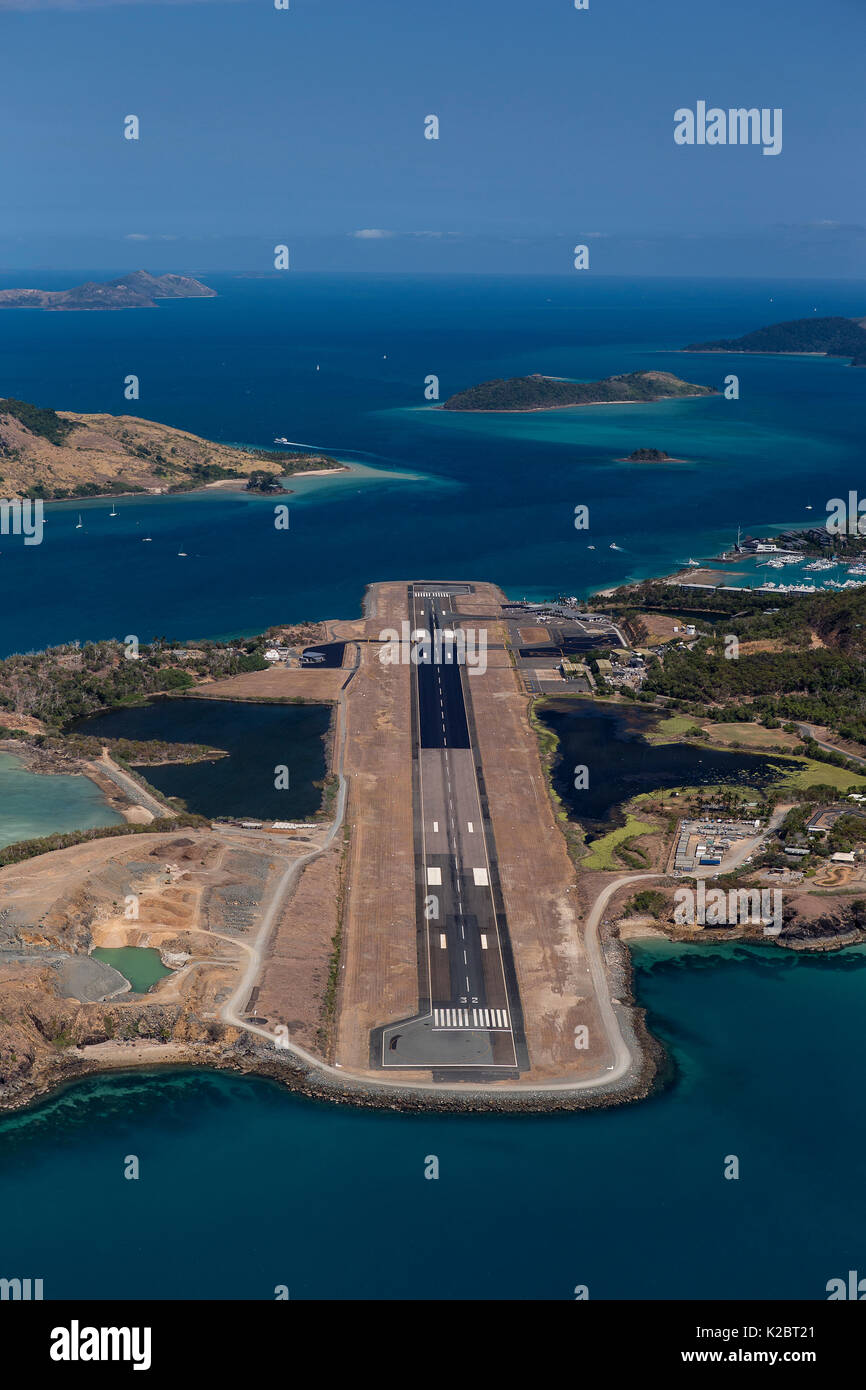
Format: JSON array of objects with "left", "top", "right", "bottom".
[{"left": 90, "top": 947, "right": 173, "bottom": 994}]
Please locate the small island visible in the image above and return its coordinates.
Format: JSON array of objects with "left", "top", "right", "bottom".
[
  {"left": 684, "top": 315, "right": 866, "bottom": 367},
  {"left": 0, "top": 270, "right": 216, "bottom": 312},
  {"left": 619, "top": 448, "right": 681, "bottom": 463},
  {"left": 442, "top": 370, "right": 715, "bottom": 412},
  {"left": 0, "top": 397, "right": 343, "bottom": 500}
]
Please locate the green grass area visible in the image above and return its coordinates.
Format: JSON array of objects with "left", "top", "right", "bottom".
[
  {"left": 645, "top": 714, "right": 698, "bottom": 743},
  {"left": 771, "top": 758, "right": 866, "bottom": 793},
  {"left": 632, "top": 783, "right": 764, "bottom": 805},
  {"left": 580, "top": 814, "right": 657, "bottom": 870}
]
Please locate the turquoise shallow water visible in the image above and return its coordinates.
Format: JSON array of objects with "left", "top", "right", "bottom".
[
  {"left": 90, "top": 948, "right": 172, "bottom": 994},
  {"left": 0, "top": 750, "right": 122, "bottom": 848},
  {"left": 0, "top": 939, "right": 862, "bottom": 1300},
  {"left": 0, "top": 274, "right": 864, "bottom": 1297},
  {"left": 0, "top": 274, "right": 863, "bottom": 653}
]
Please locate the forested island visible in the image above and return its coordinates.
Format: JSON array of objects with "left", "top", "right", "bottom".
[
  {"left": 442, "top": 370, "right": 715, "bottom": 412},
  {"left": 0, "top": 397, "right": 340, "bottom": 499},
  {"left": 0, "top": 271, "right": 216, "bottom": 311},
  {"left": 684, "top": 315, "right": 866, "bottom": 366},
  {"left": 621, "top": 448, "right": 677, "bottom": 462}
]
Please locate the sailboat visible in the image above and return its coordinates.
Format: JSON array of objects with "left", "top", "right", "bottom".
[
  {"left": 75, "top": 515, "right": 83, "bottom": 529},
  {"left": 109, "top": 502, "right": 118, "bottom": 517}
]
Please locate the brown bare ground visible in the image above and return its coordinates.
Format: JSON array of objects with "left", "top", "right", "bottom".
[
  {"left": 253, "top": 842, "right": 343, "bottom": 1051},
  {"left": 194, "top": 666, "right": 348, "bottom": 702},
  {"left": 458, "top": 589, "right": 610, "bottom": 1081},
  {"left": 333, "top": 582, "right": 419, "bottom": 1080},
  {"left": 332, "top": 581, "right": 615, "bottom": 1086}
]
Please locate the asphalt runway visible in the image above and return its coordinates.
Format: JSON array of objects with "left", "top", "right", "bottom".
[{"left": 372, "top": 582, "right": 526, "bottom": 1076}]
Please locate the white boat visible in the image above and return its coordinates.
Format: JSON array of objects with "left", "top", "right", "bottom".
[
  {"left": 177, "top": 551, "right": 187, "bottom": 557},
  {"left": 75, "top": 515, "right": 83, "bottom": 529},
  {"left": 587, "top": 544, "right": 596, "bottom": 550},
  {"left": 610, "top": 543, "right": 623, "bottom": 551},
  {"left": 686, "top": 558, "right": 700, "bottom": 567},
  {"left": 273, "top": 437, "right": 290, "bottom": 445},
  {"left": 109, "top": 502, "right": 117, "bottom": 517},
  {"left": 142, "top": 537, "right": 152, "bottom": 542}
]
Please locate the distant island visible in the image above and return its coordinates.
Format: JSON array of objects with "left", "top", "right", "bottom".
[
  {"left": 684, "top": 315, "right": 866, "bottom": 367},
  {"left": 620, "top": 448, "right": 678, "bottom": 463},
  {"left": 442, "top": 370, "right": 715, "bottom": 412},
  {"left": 0, "top": 397, "right": 342, "bottom": 499},
  {"left": 0, "top": 270, "right": 216, "bottom": 312}
]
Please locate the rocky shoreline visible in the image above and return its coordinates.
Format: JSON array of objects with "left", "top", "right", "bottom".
[{"left": 0, "top": 913, "right": 664, "bottom": 1119}]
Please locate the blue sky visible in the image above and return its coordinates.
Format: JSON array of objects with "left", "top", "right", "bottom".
[{"left": 1, "top": 0, "right": 865, "bottom": 273}]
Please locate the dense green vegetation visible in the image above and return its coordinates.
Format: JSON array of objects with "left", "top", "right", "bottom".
[
  {"left": 245, "top": 469, "right": 283, "bottom": 493},
  {"left": 624, "top": 888, "right": 668, "bottom": 917},
  {"left": 0, "top": 397, "right": 80, "bottom": 446},
  {"left": 685, "top": 316, "right": 866, "bottom": 366},
  {"left": 625, "top": 448, "right": 673, "bottom": 461},
  {"left": 0, "top": 638, "right": 268, "bottom": 729},
  {"left": 443, "top": 371, "right": 715, "bottom": 412},
  {"left": 23, "top": 479, "right": 145, "bottom": 501},
  {"left": 610, "top": 579, "right": 866, "bottom": 744}
]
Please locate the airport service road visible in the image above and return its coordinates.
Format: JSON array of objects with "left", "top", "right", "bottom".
[{"left": 373, "top": 583, "right": 525, "bottom": 1076}]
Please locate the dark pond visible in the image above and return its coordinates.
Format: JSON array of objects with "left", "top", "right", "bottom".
[
  {"left": 75, "top": 697, "right": 331, "bottom": 820},
  {"left": 537, "top": 699, "right": 801, "bottom": 837}
]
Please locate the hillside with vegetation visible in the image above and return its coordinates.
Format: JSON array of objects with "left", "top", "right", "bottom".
[
  {"left": 684, "top": 315, "right": 866, "bottom": 366},
  {"left": 442, "top": 370, "right": 715, "bottom": 412},
  {"left": 0, "top": 398, "right": 341, "bottom": 499},
  {"left": 611, "top": 580, "right": 866, "bottom": 743},
  {"left": 0, "top": 638, "right": 271, "bottom": 730}
]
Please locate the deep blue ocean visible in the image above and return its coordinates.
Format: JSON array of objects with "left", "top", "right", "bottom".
[
  {"left": 1, "top": 941, "right": 864, "bottom": 1301},
  {"left": 0, "top": 274, "right": 864, "bottom": 1299},
  {"left": 0, "top": 273, "right": 864, "bottom": 654}
]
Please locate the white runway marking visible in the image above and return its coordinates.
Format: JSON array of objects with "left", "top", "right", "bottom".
[
  {"left": 467, "top": 1007, "right": 510, "bottom": 1030},
  {"left": 433, "top": 1008, "right": 472, "bottom": 1028}
]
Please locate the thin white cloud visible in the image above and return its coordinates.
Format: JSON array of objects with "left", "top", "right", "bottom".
[{"left": 349, "top": 229, "right": 395, "bottom": 240}]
